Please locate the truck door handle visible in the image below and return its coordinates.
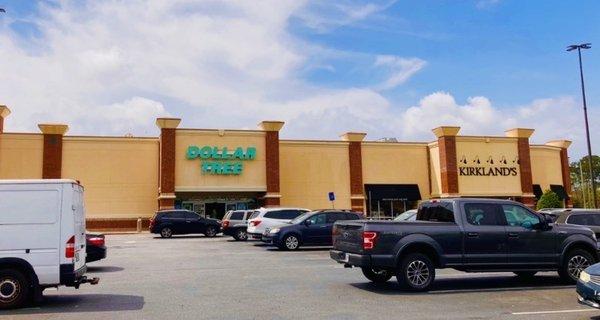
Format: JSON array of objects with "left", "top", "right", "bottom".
[
  {"left": 186, "top": 220, "right": 191, "bottom": 223},
  {"left": 467, "top": 232, "right": 479, "bottom": 238},
  {"left": 508, "top": 232, "right": 519, "bottom": 238}
]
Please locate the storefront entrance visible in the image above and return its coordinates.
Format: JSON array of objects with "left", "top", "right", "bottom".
[
  {"left": 365, "top": 184, "right": 422, "bottom": 219},
  {"left": 175, "top": 192, "right": 260, "bottom": 219}
]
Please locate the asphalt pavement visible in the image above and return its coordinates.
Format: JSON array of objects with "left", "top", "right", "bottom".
[{"left": 1, "top": 233, "right": 599, "bottom": 320}]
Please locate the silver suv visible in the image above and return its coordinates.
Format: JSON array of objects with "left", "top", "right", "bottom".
[{"left": 222, "top": 210, "right": 254, "bottom": 241}]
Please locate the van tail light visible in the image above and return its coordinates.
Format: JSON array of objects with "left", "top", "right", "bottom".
[
  {"left": 250, "top": 220, "right": 261, "bottom": 227},
  {"left": 362, "top": 231, "right": 378, "bottom": 250},
  {"left": 66, "top": 235, "right": 75, "bottom": 258},
  {"left": 88, "top": 237, "right": 105, "bottom": 247},
  {"left": 222, "top": 220, "right": 230, "bottom": 229},
  {"left": 149, "top": 218, "right": 155, "bottom": 228}
]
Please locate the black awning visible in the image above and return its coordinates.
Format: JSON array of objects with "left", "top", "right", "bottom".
[
  {"left": 365, "top": 184, "right": 422, "bottom": 202},
  {"left": 550, "top": 184, "right": 569, "bottom": 200},
  {"left": 533, "top": 184, "right": 543, "bottom": 199}
]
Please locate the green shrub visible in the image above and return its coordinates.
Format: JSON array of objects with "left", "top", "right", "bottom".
[{"left": 536, "top": 190, "right": 562, "bottom": 210}]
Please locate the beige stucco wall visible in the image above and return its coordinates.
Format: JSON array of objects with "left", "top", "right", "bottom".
[
  {"left": 428, "top": 143, "right": 441, "bottom": 197},
  {"left": 530, "top": 145, "right": 564, "bottom": 191},
  {"left": 175, "top": 129, "right": 266, "bottom": 192},
  {"left": 362, "top": 142, "right": 430, "bottom": 200},
  {"left": 455, "top": 137, "right": 522, "bottom": 196},
  {"left": 62, "top": 136, "right": 159, "bottom": 219},
  {"left": 0, "top": 133, "right": 43, "bottom": 179},
  {"left": 279, "top": 141, "right": 351, "bottom": 210}
]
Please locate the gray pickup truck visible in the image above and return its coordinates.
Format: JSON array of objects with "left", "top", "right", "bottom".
[{"left": 331, "top": 198, "right": 599, "bottom": 291}]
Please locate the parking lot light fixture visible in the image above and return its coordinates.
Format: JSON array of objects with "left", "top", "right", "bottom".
[{"left": 567, "top": 43, "right": 596, "bottom": 208}]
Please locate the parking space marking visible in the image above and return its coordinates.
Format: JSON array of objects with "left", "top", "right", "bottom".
[{"left": 511, "top": 309, "right": 596, "bottom": 315}]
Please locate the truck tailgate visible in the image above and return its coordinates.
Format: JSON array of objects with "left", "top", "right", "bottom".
[{"left": 333, "top": 221, "right": 365, "bottom": 254}]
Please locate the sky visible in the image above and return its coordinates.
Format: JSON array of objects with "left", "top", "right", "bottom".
[{"left": 0, "top": 0, "right": 598, "bottom": 158}]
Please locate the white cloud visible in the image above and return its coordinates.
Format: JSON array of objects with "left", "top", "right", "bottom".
[{"left": 374, "top": 55, "right": 427, "bottom": 90}]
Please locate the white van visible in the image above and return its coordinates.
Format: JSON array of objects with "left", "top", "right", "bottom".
[{"left": 0, "top": 179, "right": 98, "bottom": 309}]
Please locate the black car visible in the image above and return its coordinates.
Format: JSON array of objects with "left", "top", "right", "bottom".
[
  {"left": 262, "top": 210, "right": 362, "bottom": 250},
  {"left": 150, "top": 210, "right": 221, "bottom": 238},
  {"left": 86, "top": 233, "right": 107, "bottom": 263},
  {"left": 554, "top": 209, "right": 600, "bottom": 238}
]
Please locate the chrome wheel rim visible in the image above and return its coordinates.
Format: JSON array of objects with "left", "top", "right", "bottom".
[
  {"left": 237, "top": 230, "right": 247, "bottom": 240},
  {"left": 285, "top": 236, "right": 299, "bottom": 249},
  {"left": 568, "top": 255, "right": 590, "bottom": 279},
  {"left": 206, "top": 227, "right": 216, "bottom": 237},
  {"left": 0, "top": 279, "right": 19, "bottom": 303},
  {"left": 406, "top": 260, "right": 430, "bottom": 286},
  {"left": 161, "top": 228, "right": 172, "bottom": 238}
]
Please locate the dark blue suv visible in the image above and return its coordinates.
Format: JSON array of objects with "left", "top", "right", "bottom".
[{"left": 261, "top": 210, "right": 362, "bottom": 250}]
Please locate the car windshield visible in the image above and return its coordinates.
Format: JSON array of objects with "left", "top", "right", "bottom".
[
  {"left": 290, "top": 212, "right": 314, "bottom": 224},
  {"left": 395, "top": 210, "right": 416, "bottom": 221}
]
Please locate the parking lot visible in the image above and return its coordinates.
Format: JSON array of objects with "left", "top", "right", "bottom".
[{"left": 1, "top": 233, "right": 599, "bottom": 320}]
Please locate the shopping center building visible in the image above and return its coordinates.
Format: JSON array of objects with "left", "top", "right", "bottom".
[{"left": 0, "top": 105, "right": 573, "bottom": 230}]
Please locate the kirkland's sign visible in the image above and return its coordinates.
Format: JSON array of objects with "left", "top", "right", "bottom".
[
  {"left": 458, "top": 155, "right": 519, "bottom": 177},
  {"left": 186, "top": 146, "right": 256, "bottom": 175}
]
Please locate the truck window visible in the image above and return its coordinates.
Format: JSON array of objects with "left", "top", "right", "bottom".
[
  {"left": 502, "top": 204, "right": 540, "bottom": 227},
  {"left": 464, "top": 203, "right": 504, "bottom": 226},
  {"left": 417, "top": 203, "right": 455, "bottom": 223}
]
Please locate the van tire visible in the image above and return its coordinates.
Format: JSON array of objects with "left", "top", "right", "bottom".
[
  {"left": 361, "top": 267, "right": 393, "bottom": 283},
  {"left": 396, "top": 253, "right": 435, "bottom": 291},
  {"left": 280, "top": 234, "right": 300, "bottom": 250},
  {"left": 160, "top": 227, "right": 173, "bottom": 238},
  {"left": 233, "top": 229, "right": 248, "bottom": 241},
  {"left": 204, "top": 226, "right": 218, "bottom": 238},
  {"left": 0, "top": 269, "right": 30, "bottom": 310}
]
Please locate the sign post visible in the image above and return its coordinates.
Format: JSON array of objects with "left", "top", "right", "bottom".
[{"left": 328, "top": 192, "right": 335, "bottom": 209}]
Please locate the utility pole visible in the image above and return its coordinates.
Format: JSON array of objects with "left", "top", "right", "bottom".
[{"left": 567, "top": 43, "right": 597, "bottom": 208}]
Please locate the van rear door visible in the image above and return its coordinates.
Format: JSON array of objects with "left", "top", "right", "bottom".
[{"left": 72, "top": 183, "right": 86, "bottom": 271}]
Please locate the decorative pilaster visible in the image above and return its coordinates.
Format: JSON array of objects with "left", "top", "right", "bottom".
[
  {"left": 432, "top": 126, "right": 460, "bottom": 197},
  {"left": 259, "top": 121, "right": 284, "bottom": 207},
  {"left": 156, "top": 118, "right": 181, "bottom": 210},
  {"left": 341, "top": 132, "right": 366, "bottom": 213},
  {"left": 546, "top": 140, "right": 573, "bottom": 208},
  {"left": 38, "top": 124, "right": 69, "bottom": 179},
  {"left": 506, "top": 128, "right": 535, "bottom": 208},
  {"left": 0, "top": 105, "right": 10, "bottom": 133}
]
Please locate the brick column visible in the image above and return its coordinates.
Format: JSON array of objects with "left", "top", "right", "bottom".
[
  {"left": 506, "top": 128, "right": 536, "bottom": 208},
  {"left": 0, "top": 105, "right": 10, "bottom": 133},
  {"left": 38, "top": 124, "right": 69, "bottom": 179},
  {"left": 156, "top": 118, "right": 181, "bottom": 210},
  {"left": 432, "top": 126, "right": 460, "bottom": 197},
  {"left": 341, "top": 132, "right": 367, "bottom": 213},
  {"left": 546, "top": 140, "right": 573, "bottom": 208},
  {"left": 259, "top": 121, "right": 284, "bottom": 207}
]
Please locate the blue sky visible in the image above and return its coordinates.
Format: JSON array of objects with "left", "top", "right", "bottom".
[{"left": 0, "top": 0, "right": 598, "bottom": 158}]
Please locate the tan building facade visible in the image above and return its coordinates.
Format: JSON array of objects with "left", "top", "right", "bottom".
[{"left": 0, "top": 105, "right": 573, "bottom": 230}]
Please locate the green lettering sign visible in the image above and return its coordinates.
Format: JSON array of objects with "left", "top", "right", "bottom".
[{"left": 188, "top": 145, "right": 255, "bottom": 175}]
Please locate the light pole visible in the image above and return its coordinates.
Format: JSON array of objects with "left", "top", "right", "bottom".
[{"left": 567, "top": 43, "right": 596, "bottom": 208}]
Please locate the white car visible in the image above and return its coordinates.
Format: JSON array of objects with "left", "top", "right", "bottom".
[
  {"left": 246, "top": 208, "right": 310, "bottom": 239},
  {"left": 0, "top": 179, "right": 99, "bottom": 309}
]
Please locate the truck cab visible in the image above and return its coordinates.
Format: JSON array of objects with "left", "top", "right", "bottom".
[{"left": 0, "top": 179, "right": 99, "bottom": 309}]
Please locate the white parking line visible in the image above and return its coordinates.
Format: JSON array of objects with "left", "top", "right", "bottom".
[{"left": 511, "top": 309, "right": 596, "bottom": 315}]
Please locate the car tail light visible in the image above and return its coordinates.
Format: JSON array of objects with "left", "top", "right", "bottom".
[
  {"left": 149, "top": 218, "right": 155, "bottom": 228},
  {"left": 250, "top": 220, "right": 261, "bottom": 227},
  {"left": 362, "top": 231, "right": 378, "bottom": 250},
  {"left": 332, "top": 225, "right": 339, "bottom": 236},
  {"left": 222, "top": 220, "right": 230, "bottom": 229},
  {"left": 66, "top": 235, "right": 75, "bottom": 258},
  {"left": 89, "top": 237, "right": 105, "bottom": 247}
]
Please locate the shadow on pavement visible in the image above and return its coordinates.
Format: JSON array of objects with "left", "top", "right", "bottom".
[
  {"left": 0, "top": 294, "right": 144, "bottom": 315},
  {"left": 86, "top": 266, "right": 124, "bottom": 273},
  {"left": 350, "top": 275, "right": 574, "bottom": 295},
  {"left": 152, "top": 235, "right": 223, "bottom": 239},
  {"left": 265, "top": 247, "right": 331, "bottom": 252}
]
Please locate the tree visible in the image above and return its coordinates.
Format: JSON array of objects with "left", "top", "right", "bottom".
[
  {"left": 569, "top": 155, "right": 600, "bottom": 208},
  {"left": 536, "top": 190, "right": 562, "bottom": 210}
]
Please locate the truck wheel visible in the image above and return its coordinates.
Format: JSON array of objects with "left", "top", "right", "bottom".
[
  {"left": 514, "top": 271, "right": 537, "bottom": 279},
  {"left": 204, "top": 226, "right": 218, "bottom": 238},
  {"left": 0, "top": 269, "right": 30, "bottom": 310},
  {"left": 396, "top": 253, "right": 436, "bottom": 291},
  {"left": 361, "top": 267, "right": 393, "bottom": 283},
  {"left": 233, "top": 229, "right": 248, "bottom": 241},
  {"left": 559, "top": 249, "right": 594, "bottom": 283},
  {"left": 281, "top": 235, "right": 300, "bottom": 250},
  {"left": 160, "top": 227, "right": 173, "bottom": 238}
]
